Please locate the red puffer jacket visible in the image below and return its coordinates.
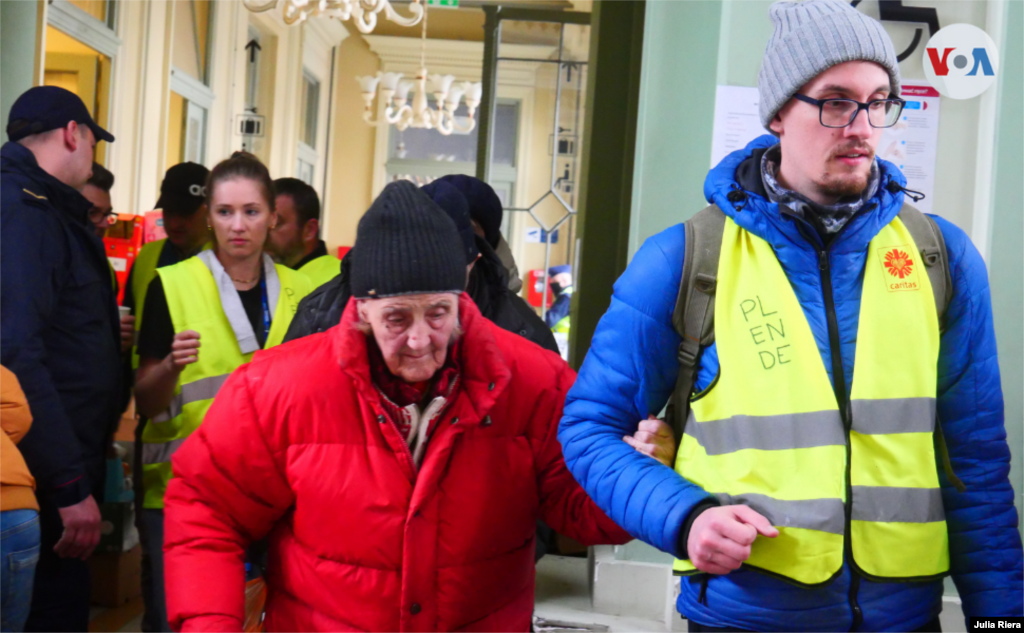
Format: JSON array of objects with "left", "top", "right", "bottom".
[{"left": 164, "top": 295, "right": 631, "bottom": 632}]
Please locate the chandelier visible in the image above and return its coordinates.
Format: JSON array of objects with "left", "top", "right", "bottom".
[
  {"left": 241, "top": 0, "right": 424, "bottom": 31},
  {"left": 355, "top": 3, "right": 482, "bottom": 135}
]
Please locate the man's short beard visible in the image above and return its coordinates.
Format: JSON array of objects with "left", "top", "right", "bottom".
[{"left": 818, "top": 169, "right": 871, "bottom": 198}]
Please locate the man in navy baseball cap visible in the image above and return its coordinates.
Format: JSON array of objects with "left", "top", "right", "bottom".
[
  {"left": 1, "top": 85, "right": 123, "bottom": 631},
  {"left": 6, "top": 85, "right": 114, "bottom": 145}
]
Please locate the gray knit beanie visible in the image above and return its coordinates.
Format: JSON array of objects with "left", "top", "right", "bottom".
[{"left": 758, "top": 0, "right": 901, "bottom": 130}]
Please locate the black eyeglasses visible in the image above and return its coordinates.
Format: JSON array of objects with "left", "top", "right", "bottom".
[{"left": 793, "top": 94, "right": 906, "bottom": 129}]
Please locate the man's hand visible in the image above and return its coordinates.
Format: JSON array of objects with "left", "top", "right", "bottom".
[
  {"left": 687, "top": 505, "right": 779, "bottom": 575},
  {"left": 624, "top": 415, "right": 676, "bottom": 467},
  {"left": 166, "top": 330, "right": 201, "bottom": 371},
  {"left": 120, "top": 314, "right": 136, "bottom": 354},
  {"left": 55, "top": 495, "right": 102, "bottom": 560}
]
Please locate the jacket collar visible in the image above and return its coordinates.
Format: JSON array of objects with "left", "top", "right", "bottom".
[
  {"left": 1, "top": 142, "right": 91, "bottom": 224},
  {"left": 703, "top": 135, "right": 908, "bottom": 255},
  {"left": 336, "top": 293, "right": 513, "bottom": 423},
  {"left": 294, "top": 240, "right": 330, "bottom": 270}
]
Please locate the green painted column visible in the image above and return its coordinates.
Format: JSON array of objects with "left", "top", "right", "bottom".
[
  {"left": 1, "top": 1, "right": 40, "bottom": 128},
  {"left": 568, "top": 0, "right": 646, "bottom": 368},
  {"left": 988, "top": 0, "right": 1024, "bottom": 537}
]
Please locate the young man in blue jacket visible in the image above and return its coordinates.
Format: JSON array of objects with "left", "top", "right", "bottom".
[
  {"left": 1, "top": 86, "right": 121, "bottom": 632},
  {"left": 559, "top": 1, "right": 1022, "bottom": 631}
]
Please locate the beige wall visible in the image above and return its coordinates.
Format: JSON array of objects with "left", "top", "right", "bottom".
[{"left": 322, "top": 32, "right": 381, "bottom": 251}]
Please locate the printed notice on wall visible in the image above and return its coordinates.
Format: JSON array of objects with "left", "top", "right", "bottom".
[
  {"left": 877, "top": 83, "right": 941, "bottom": 215},
  {"left": 710, "top": 83, "right": 941, "bottom": 215},
  {"left": 710, "top": 85, "right": 764, "bottom": 168}
]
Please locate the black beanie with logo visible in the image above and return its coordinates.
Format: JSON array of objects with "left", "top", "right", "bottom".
[{"left": 351, "top": 180, "right": 466, "bottom": 300}]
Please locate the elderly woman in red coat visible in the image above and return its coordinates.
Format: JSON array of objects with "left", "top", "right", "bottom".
[{"left": 163, "top": 181, "right": 652, "bottom": 632}]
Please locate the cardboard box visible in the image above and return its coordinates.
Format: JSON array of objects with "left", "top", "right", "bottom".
[{"left": 89, "top": 544, "right": 142, "bottom": 608}]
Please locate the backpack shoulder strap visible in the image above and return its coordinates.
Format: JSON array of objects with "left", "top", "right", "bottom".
[
  {"left": 668, "top": 205, "right": 727, "bottom": 441},
  {"left": 898, "top": 204, "right": 952, "bottom": 324},
  {"left": 896, "top": 204, "right": 963, "bottom": 491}
]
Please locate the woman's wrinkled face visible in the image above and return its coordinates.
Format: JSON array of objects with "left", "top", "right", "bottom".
[
  {"left": 357, "top": 293, "right": 460, "bottom": 383},
  {"left": 209, "top": 177, "right": 275, "bottom": 259}
]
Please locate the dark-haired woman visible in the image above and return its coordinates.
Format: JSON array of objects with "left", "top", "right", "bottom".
[{"left": 133, "top": 153, "right": 311, "bottom": 631}]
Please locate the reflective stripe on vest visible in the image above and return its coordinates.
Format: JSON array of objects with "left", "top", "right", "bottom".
[
  {"left": 298, "top": 254, "right": 340, "bottom": 289},
  {"left": 140, "top": 254, "right": 312, "bottom": 509},
  {"left": 672, "top": 216, "right": 946, "bottom": 585}
]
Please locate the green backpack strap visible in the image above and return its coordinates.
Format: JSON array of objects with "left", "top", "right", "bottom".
[
  {"left": 897, "top": 203, "right": 964, "bottom": 492},
  {"left": 667, "top": 205, "right": 727, "bottom": 442},
  {"left": 898, "top": 203, "right": 952, "bottom": 324}
]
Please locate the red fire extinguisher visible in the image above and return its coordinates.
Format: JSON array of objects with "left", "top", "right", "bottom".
[{"left": 526, "top": 269, "right": 554, "bottom": 309}]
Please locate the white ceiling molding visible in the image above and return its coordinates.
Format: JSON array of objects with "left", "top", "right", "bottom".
[
  {"left": 304, "top": 15, "right": 350, "bottom": 50},
  {"left": 362, "top": 35, "right": 553, "bottom": 88}
]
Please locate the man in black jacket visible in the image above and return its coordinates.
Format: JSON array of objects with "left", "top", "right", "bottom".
[
  {"left": 0, "top": 86, "right": 121, "bottom": 632},
  {"left": 285, "top": 178, "right": 558, "bottom": 355}
]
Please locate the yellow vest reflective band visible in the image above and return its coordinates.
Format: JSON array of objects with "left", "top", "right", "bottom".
[
  {"left": 298, "top": 254, "right": 341, "bottom": 289},
  {"left": 553, "top": 315, "right": 570, "bottom": 335},
  {"left": 140, "top": 253, "right": 311, "bottom": 509},
  {"left": 673, "top": 217, "right": 946, "bottom": 586}
]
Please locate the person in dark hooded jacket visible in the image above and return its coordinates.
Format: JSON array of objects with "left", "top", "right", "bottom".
[{"left": 284, "top": 180, "right": 557, "bottom": 355}]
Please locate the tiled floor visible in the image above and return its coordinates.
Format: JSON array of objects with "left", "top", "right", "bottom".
[{"left": 85, "top": 554, "right": 968, "bottom": 632}]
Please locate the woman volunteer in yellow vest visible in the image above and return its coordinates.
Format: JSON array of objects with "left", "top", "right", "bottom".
[
  {"left": 134, "top": 152, "right": 312, "bottom": 511},
  {"left": 132, "top": 151, "right": 311, "bottom": 630}
]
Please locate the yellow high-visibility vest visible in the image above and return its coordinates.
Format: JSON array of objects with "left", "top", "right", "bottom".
[
  {"left": 130, "top": 239, "right": 212, "bottom": 369},
  {"left": 298, "top": 253, "right": 341, "bottom": 289},
  {"left": 140, "top": 251, "right": 311, "bottom": 509},
  {"left": 673, "top": 216, "right": 947, "bottom": 585}
]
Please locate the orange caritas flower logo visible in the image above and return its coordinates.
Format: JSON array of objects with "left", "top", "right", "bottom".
[{"left": 884, "top": 249, "right": 914, "bottom": 279}]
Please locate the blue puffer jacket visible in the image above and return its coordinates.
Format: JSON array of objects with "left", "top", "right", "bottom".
[{"left": 560, "top": 135, "right": 1022, "bottom": 631}]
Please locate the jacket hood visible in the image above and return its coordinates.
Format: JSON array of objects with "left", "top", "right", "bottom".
[
  {"left": 466, "top": 235, "right": 510, "bottom": 312},
  {"left": 1, "top": 141, "right": 92, "bottom": 223},
  {"left": 702, "top": 134, "right": 911, "bottom": 253}
]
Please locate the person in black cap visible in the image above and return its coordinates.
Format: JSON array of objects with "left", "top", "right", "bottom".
[
  {"left": 159, "top": 180, "right": 635, "bottom": 632},
  {"left": 123, "top": 162, "right": 211, "bottom": 368},
  {"left": 121, "top": 162, "right": 208, "bottom": 633},
  {"left": 0, "top": 85, "right": 121, "bottom": 632}
]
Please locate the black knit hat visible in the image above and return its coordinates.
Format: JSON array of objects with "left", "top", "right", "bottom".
[
  {"left": 351, "top": 180, "right": 466, "bottom": 299},
  {"left": 421, "top": 180, "right": 479, "bottom": 265}
]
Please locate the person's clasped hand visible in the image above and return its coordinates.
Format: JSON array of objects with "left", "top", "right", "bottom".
[
  {"left": 167, "top": 330, "right": 201, "bottom": 371},
  {"left": 624, "top": 415, "right": 677, "bottom": 467},
  {"left": 687, "top": 505, "right": 779, "bottom": 575}
]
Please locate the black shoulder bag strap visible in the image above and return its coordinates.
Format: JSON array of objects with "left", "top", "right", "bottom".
[{"left": 667, "top": 205, "right": 727, "bottom": 441}]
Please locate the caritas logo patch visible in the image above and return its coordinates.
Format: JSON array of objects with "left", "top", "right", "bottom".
[{"left": 879, "top": 246, "right": 920, "bottom": 292}]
